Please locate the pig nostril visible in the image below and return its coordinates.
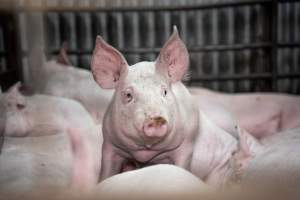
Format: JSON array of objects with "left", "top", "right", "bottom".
[
  {"left": 153, "top": 117, "right": 167, "bottom": 126},
  {"left": 142, "top": 116, "right": 168, "bottom": 138}
]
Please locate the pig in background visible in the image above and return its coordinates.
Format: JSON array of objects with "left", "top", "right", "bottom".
[
  {"left": 231, "top": 127, "right": 300, "bottom": 189},
  {"left": 0, "top": 82, "right": 96, "bottom": 137},
  {"left": 26, "top": 45, "right": 113, "bottom": 123},
  {"left": 190, "top": 87, "right": 300, "bottom": 139},
  {"left": 0, "top": 126, "right": 102, "bottom": 193},
  {"left": 0, "top": 82, "right": 102, "bottom": 183}
]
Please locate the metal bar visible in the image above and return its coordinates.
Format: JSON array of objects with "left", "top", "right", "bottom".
[
  {"left": 189, "top": 73, "right": 300, "bottom": 83},
  {"left": 278, "top": 73, "right": 300, "bottom": 78},
  {"left": 278, "top": 42, "right": 300, "bottom": 48},
  {"left": 189, "top": 73, "right": 272, "bottom": 82},
  {"left": 271, "top": 0, "right": 278, "bottom": 91},
  {"left": 16, "top": 0, "right": 273, "bottom": 13},
  {"left": 44, "top": 42, "right": 273, "bottom": 55}
]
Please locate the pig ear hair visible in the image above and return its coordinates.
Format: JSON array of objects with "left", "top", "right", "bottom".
[
  {"left": 7, "top": 82, "right": 22, "bottom": 96},
  {"left": 57, "top": 41, "right": 72, "bottom": 66},
  {"left": 6, "top": 82, "right": 26, "bottom": 108},
  {"left": 156, "top": 26, "right": 189, "bottom": 83},
  {"left": 237, "top": 126, "right": 262, "bottom": 157},
  {"left": 91, "top": 36, "right": 128, "bottom": 89}
]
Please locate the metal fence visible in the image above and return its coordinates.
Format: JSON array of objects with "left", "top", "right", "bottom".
[
  {"left": 1, "top": 0, "right": 300, "bottom": 93},
  {"left": 0, "top": 12, "right": 21, "bottom": 90}
]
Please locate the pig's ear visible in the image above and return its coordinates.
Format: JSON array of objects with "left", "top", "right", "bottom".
[
  {"left": 6, "top": 82, "right": 26, "bottom": 108},
  {"left": 91, "top": 36, "right": 128, "bottom": 89},
  {"left": 237, "top": 126, "right": 262, "bottom": 157},
  {"left": 156, "top": 26, "right": 189, "bottom": 83},
  {"left": 57, "top": 41, "right": 72, "bottom": 66}
]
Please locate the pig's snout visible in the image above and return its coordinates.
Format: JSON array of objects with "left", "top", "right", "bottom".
[{"left": 142, "top": 116, "right": 168, "bottom": 139}]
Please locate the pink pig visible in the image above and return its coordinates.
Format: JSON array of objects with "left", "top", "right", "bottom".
[
  {"left": 91, "top": 27, "right": 238, "bottom": 184},
  {"left": 91, "top": 27, "right": 199, "bottom": 180},
  {"left": 189, "top": 87, "right": 300, "bottom": 139},
  {"left": 231, "top": 127, "right": 300, "bottom": 188}
]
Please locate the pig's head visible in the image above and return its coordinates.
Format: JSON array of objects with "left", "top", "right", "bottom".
[
  {"left": 91, "top": 27, "right": 190, "bottom": 151},
  {"left": 0, "top": 82, "right": 29, "bottom": 136}
]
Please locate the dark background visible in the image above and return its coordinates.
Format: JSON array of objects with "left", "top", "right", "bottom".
[{"left": 0, "top": 0, "right": 299, "bottom": 93}]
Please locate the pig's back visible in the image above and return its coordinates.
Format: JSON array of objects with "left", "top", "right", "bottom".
[
  {"left": 28, "top": 94, "right": 95, "bottom": 131},
  {"left": 0, "top": 134, "right": 72, "bottom": 192},
  {"left": 241, "top": 144, "right": 300, "bottom": 188}
]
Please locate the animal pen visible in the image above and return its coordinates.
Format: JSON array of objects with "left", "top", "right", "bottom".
[{"left": 0, "top": 0, "right": 299, "bottom": 93}]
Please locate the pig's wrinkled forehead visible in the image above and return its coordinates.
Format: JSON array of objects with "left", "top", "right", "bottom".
[
  {"left": 126, "top": 61, "right": 156, "bottom": 80},
  {"left": 122, "top": 61, "right": 166, "bottom": 87}
]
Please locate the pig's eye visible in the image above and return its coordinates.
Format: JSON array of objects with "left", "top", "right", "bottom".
[
  {"left": 162, "top": 87, "right": 168, "bottom": 97},
  {"left": 122, "top": 87, "right": 134, "bottom": 104},
  {"left": 17, "top": 103, "right": 25, "bottom": 110}
]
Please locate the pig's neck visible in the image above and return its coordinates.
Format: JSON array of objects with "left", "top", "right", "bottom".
[{"left": 192, "top": 112, "right": 237, "bottom": 188}]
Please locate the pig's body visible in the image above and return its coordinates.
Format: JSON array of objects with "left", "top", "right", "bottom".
[
  {"left": 100, "top": 65, "right": 199, "bottom": 179},
  {"left": 0, "top": 126, "right": 102, "bottom": 193},
  {"left": 191, "top": 94, "right": 238, "bottom": 138},
  {"left": 29, "top": 56, "right": 113, "bottom": 123},
  {"left": 190, "top": 112, "right": 237, "bottom": 188},
  {"left": 232, "top": 128, "right": 300, "bottom": 188},
  {"left": 91, "top": 27, "right": 238, "bottom": 186},
  {"left": 96, "top": 164, "right": 208, "bottom": 198},
  {"left": 0, "top": 134, "right": 72, "bottom": 192},
  {"left": 0, "top": 84, "right": 95, "bottom": 137},
  {"left": 189, "top": 87, "right": 300, "bottom": 139}
]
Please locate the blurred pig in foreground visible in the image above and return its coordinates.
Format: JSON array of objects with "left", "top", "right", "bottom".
[
  {"left": 0, "top": 82, "right": 96, "bottom": 137},
  {"left": 0, "top": 126, "right": 102, "bottom": 193},
  {"left": 190, "top": 87, "right": 300, "bottom": 139},
  {"left": 27, "top": 45, "right": 113, "bottom": 123}
]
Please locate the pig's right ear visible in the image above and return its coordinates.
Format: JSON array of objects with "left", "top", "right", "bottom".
[
  {"left": 91, "top": 36, "right": 128, "bottom": 89},
  {"left": 237, "top": 126, "right": 262, "bottom": 157}
]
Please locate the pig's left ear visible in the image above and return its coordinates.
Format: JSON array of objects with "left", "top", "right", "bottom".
[
  {"left": 57, "top": 41, "right": 72, "bottom": 66},
  {"left": 91, "top": 36, "right": 128, "bottom": 89},
  {"left": 156, "top": 26, "right": 189, "bottom": 83},
  {"left": 237, "top": 126, "right": 262, "bottom": 157},
  {"left": 6, "top": 82, "right": 26, "bottom": 109}
]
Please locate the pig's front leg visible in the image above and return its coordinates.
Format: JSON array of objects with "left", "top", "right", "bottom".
[
  {"left": 172, "top": 141, "right": 194, "bottom": 170},
  {"left": 99, "top": 141, "right": 125, "bottom": 182}
]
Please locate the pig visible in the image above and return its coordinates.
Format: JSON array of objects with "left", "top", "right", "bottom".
[
  {"left": 91, "top": 26, "right": 238, "bottom": 185},
  {"left": 0, "top": 126, "right": 102, "bottom": 193},
  {"left": 231, "top": 127, "right": 300, "bottom": 188},
  {"left": 189, "top": 87, "right": 300, "bottom": 139},
  {"left": 95, "top": 164, "right": 209, "bottom": 199},
  {"left": 0, "top": 82, "right": 95, "bottom": 137},
  {"left": 27, "top": 46, "right": 114, "bottom": 123}
]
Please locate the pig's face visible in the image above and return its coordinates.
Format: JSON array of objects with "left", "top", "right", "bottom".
[
  {"left": 91, "top": 27, "right": 189, "bottom": 149},
  {"left": 112, "top": 61, "right": 178, "bottom": 147},
  {"left": 0, "top": 83, "right": 28, "bottom": 136}
]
